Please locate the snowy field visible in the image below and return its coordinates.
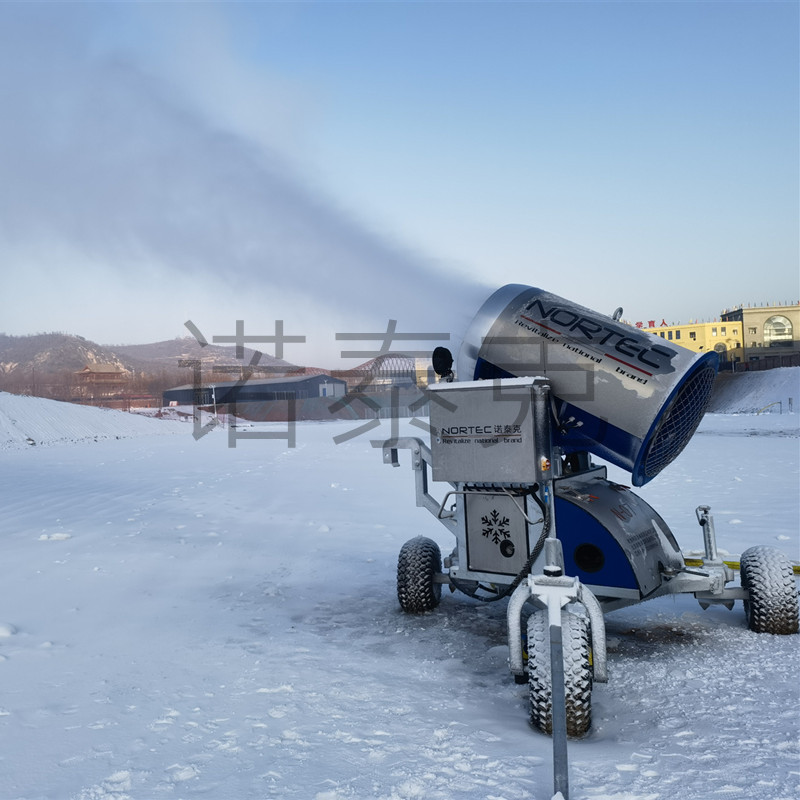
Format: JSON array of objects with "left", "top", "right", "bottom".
[{"left": 0, "top": 374, "right": 798, "bottom": 800}]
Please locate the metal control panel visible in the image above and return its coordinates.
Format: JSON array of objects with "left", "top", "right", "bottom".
[
  {"left": 464, "top": 491, "right": 532, "bottom": 576},
  {"left": 427, "top": 378, "right": 547, "bottom": 484}
]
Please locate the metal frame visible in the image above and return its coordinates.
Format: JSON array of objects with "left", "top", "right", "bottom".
[
  {"left": 374, "top": 376, "right": 747, "bottom": 800},
  {"left": 372, "top": 432, "right": 742, "bottom": 612}
]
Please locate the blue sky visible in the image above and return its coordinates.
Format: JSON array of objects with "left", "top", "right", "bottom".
[{"left": 0, "top": 1, "right": 797, "bottom": 365}]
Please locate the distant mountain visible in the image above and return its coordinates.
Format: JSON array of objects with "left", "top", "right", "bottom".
[
  {"left": 0, "top": 333, "right": 402, "bottom": 407},
  {"left": 110, "top": 337, "right": 297, "bottom": 373},
  {"left": 0, "top": 333, "right": 296, "bottom": 378},
  {"left": 0, "top": 333, "right": 129, "bottom": 376}
]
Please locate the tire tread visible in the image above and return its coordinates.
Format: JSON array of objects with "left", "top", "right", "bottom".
[
  {"left": 527, "top": 608, "right": 593, "bottom": 737},
  {"left": 740, "top": 546, "right": 799, "bottom": 635},
  {"left": 397, "top": 536, "right": 442, "bottom": 613}
]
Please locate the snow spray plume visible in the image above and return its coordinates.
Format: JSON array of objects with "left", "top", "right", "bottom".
[{"left": 0, "top": 10, "right": 490, "bottom": 361}]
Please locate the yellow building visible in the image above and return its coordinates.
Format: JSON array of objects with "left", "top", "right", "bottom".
[{"left": 632, "top": 303, "right": 799, "bottom": 370}]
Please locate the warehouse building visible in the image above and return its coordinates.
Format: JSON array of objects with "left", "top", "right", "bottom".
[{"left": 163, "top": 374, "right": 347, "bottom": 408}]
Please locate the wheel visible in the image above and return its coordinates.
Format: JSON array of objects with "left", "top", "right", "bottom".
[
  {"left": 740, "top": 546, "right": 799, "bottom": 635},
  {"left": 397, "top": 536, "right": 442, "bottom": 613},
  {"left": 527, "top": 606, "right": 593, "bottom": 738}
]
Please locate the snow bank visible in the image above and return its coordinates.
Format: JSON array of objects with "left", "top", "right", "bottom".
[
  {"left": 709, "top": 366, "right": 799, "bottom": 414},
  {"left": 0, "top": 392, "right": 185, "bottom": 449}
]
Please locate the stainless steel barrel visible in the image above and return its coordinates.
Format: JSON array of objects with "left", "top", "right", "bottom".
[{"left": 457, "top": 284, "right": 717, "bottom": 485}]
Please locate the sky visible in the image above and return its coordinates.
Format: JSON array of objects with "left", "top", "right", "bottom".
[{"left": 0, "top": 0, "right": 797, "bottom": 367}]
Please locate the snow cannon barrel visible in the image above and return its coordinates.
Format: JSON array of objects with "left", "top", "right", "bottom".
[{"left": 457, "top": 284, "right": 718, "bottom": 486}]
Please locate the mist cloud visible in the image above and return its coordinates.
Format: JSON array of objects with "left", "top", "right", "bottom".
[{"left": 0, "top": 7, "right": 489, "bottom": 359}]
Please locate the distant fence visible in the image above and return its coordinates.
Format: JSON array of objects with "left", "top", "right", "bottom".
[{"left": 723, "top": 353, "right": 800, "bottom": 372}]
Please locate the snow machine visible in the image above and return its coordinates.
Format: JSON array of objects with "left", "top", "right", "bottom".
[{"left": 375, "top": 285, "right": 799, "bottom": 744}]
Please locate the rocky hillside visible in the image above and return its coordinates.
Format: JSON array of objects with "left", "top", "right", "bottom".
[
  {"left": 0, "top": 333, "right": 295, "bottom": 377},
  {"left": 112, "top": 337, "right": 295, "bottom": 372},
  {"left": 0, "top": 333, "right": 130, "bottom": 376},
  {"left": 0, "top": 333, "right": 298, "bottom": 399}
]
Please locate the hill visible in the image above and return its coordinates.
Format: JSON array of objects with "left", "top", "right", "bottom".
[
  {"left": 110, "top": 337, "right": 296, "bottom": 372},
  {"left": 708, "top": 366, "right": 799, "bottom": 414},
  {"left": 0, "top": 390, "right": 185, "bottom": 449},
  {"left": 0, "top": 332, "right": 130, "bottom": 376},
  {"left": 0, "top": 332, "right": 297, "bottom": 399},
  {"left": 0, "top": 333, "right": 296, "bottom": 376}
]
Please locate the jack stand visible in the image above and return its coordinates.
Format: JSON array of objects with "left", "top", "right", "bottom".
[
  {"left": 693, "top": 505, "right": 739, "bottom": 610},
  {"left": 696, "top": 505, "right": 721, "bottom": 563}
]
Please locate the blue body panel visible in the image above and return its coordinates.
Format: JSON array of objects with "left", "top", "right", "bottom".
[
  {"left": 555, "top": 496, "right": 639, "bottom": 591},
  {"left": 553, "top": 475, "right": 684, "bottom": 597}
]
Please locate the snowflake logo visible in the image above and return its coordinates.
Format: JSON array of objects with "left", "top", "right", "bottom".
[{"left": 481, "top": 509, "right": 511, "bottom": 545}]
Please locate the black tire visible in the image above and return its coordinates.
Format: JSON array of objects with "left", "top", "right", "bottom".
[
  {"left": 397, "top": 536, "right": 442, "bottom": 613},
  {"left": 740, "top": 546, "right": 799, "bottom": 635},
  {"left": 527, "top": 607, "right": 593, "bottom": 738}
]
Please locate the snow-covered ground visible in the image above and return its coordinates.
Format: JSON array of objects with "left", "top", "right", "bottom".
[
  {"left": 0, "top": 393, "right": 186, "bottom": 450},
  {"left": 0, "top": 372, "right": 798, "bottom": 800},
  {"left": 707, "top": 367, "right": 799, "bottom": 415}
]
